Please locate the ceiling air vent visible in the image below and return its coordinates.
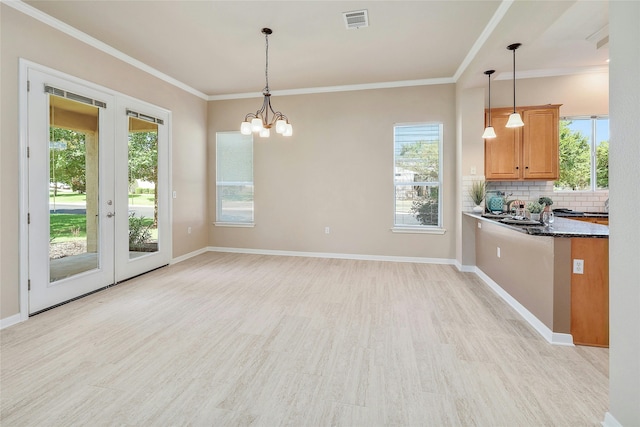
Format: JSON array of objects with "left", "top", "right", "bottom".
[{"left": 343, "top": 10, "right": 368, "bottom": 30}]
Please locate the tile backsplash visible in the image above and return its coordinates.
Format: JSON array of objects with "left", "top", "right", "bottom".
[
  {"left": 462, "top": 177, "right": 609, "bottom": 213},
  {"left": 486, "top": 180, "right": 609, "bottom": 212}
]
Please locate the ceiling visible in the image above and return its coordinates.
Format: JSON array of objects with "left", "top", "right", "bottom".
[{"left": 23, "top": 0, "right": 609, "bottom": 99}]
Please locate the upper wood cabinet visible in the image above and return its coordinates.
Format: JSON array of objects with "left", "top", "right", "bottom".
[{"left": 484, "top": 104, "right": 561, "bottom": 181}]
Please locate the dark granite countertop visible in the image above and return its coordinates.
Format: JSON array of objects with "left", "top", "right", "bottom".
[
  {"left": 464, "top": 212, "right": 609, "bottom": 238},
  {"left": 553, "top": 210, "right": 609, "bottom": 218}
]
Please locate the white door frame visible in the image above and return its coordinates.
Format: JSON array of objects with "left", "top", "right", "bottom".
[
  {"left": 26, "top": 67, "right": 117, "bottom": 313},
  {"left": 18, "top": 59, "right": 172, "bottom": 318}
]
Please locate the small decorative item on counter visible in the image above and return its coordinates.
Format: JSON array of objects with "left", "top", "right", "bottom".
[
  {"left": 526, "top": 201, "right": 544, "bottom": 222},
  {"left": 468, "top": 180, "right": 485, "bottom": 213},
  {"left": 508, "top": 199, "right": 526, "bottom": 217},
  {"left": 538, "top": 196, "right": 554, "bottom": 212},
  {"left": 488, "top": 195, "right": 504, "bottom": 212},
  {"left": 503, "top": 198, "right": 514, "bottom": 213}
]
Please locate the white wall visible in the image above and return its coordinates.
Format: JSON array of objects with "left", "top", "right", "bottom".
[{"left": 607, "top": 1, "right": 640, "bottom": 425}]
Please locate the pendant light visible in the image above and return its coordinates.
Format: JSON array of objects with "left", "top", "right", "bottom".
[
  {"left": 482, "top": 69, "right": 496, "bottom": 139},
  {"left": 505, "top": 43, "right": 524, "bottom": 128},
  {"left": 240, "top": 28, "right": 293, "bottom": 137}
]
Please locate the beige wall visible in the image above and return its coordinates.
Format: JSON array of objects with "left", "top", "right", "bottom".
[
  {"left": 0, "top": 4, "right": 209, "bottom": 319},
  {"left": 474, "top": 217, "right": 570, "bottom": 333},
  {"left": 208, "top": 85, "right": 457, "bottom": 259},
  {"left": 488, "top": 73, "right": 609, "bottom": 117}
]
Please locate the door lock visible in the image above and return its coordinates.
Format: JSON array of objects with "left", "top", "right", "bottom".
[{"left": 106, "top": 212, "right": 115, "bottom": 218}]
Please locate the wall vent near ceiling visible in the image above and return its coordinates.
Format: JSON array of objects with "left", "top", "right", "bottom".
[
  {"left": 343, "top": 10, "right": 368, "bottom": 30},
  {"left": 586, "top": 24, "right": 609, "bottom": 50}
]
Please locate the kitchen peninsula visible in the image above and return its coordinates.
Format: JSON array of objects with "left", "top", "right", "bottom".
[{"left": 463, "top": 213, "right": 609, "bottom": 347}]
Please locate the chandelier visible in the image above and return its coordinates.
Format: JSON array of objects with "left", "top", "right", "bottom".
[{"left": 240, "top": 28, "right": 293, "bottom": 137}]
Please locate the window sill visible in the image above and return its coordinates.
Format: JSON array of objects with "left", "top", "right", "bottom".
[
  {"left": 214, "top": 222, "right": 255, "bottom": 228},
  {"left": 391, "top": 226, "right": 446, "bottom": 235}
]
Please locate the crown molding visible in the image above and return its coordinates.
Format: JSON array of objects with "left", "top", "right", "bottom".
[
  {"left": 3, "top": 0, "right": 209, "bottom": 100},
  {"left": 494, "top": 65, "right": 609, "bottom": 81},
  {"left": 452, "top": 0, "right": 514, "bottom": 82},
  {"left": 208, "top": 77, "right": 456, "bottom": 101}
]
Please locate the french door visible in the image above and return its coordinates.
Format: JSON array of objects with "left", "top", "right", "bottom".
[{"left": 26, "top": 66, "right": 170, "bottom": 314}]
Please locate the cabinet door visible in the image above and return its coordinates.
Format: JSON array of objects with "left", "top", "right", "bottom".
[
  {"left": 571, "top": 238, "right": 609, "bottom": 347},
  {"left": 522, "top": 107, "right": 559, "bottom": 179},
  {"left": 485, "top": 110, "right": 521, "bottom": 180}
]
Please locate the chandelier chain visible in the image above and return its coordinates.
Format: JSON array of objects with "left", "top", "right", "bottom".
[{"left": 264, "top": 31, "right": 269, "bottom": 93}]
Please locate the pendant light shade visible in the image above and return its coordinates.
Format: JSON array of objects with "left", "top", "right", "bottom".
[
  {"left": 506, "top": 112, "right": 525, "bottom": 128},
  {"left": 482, "top": 69, "right": 496, "bottom": 139},
  {"left": 482, "top": 126, "right": 497, "bottom": 139},
  {"left": 506, "top": 43, "right": 524, "bottom": 128}
]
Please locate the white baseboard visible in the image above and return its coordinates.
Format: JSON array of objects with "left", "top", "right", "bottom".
[
  {"left": 170, "top": 247, "right": 209, "bottom": 265},
  {"left": 475, "top": 267, "right": 574, "bottom": 346},
  {"left": 0, "top": 313, "right": 26, "bottom": 330},
  {"left": 453, "top": 260, "right": 476, "bottom": 273},
  {"left": 602, "top": 412, "right": 623, "bottom": 427},
  {"left": 208, "top": 246, "right": 456, "bottom": 265}
]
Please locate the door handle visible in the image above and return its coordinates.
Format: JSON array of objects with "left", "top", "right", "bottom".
[{"left": 106, "top": 212, "right": 115, "bottom": 218}]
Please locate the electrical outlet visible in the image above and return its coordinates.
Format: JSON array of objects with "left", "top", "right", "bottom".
[
  {"left": 173, "top": 191, "right": 177, "bottom": 199},
  {"left": 478, "top": 222, "right": 482, "bottom": 229},
  {"left": 573, "top": 259, "right": 584, "bottom": 274},
  {"left": 325, "top": 227, "right": 330, "bottom": 234},
  {"left": 471, "top": 166, "right": 477, "bottom": 175},
  {"left": 497, "top": 247, "right": 501, "bottom": 258},
  {"left": 188, "top": 226, "right": 192, "bottom": 234}
]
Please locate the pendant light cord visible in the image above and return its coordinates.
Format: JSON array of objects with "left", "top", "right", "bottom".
[
  {"left": 483, "top": 69, "right": 495, "bottom": 128},
  {"left": 512, "top": 47, "right": 516, "bottom": 113},
  {"left": 488, "top": 75, "right": 492, "bottom": 124}
]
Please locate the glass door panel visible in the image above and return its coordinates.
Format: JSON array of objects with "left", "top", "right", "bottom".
[
  {"left": 127, "top": 116, "right": 159, "bottom": 259},
  {"left": 27, "top": 67, "right": 116, "bottom": 314},
  {"left": 49, "top": 95, "right": 100, "bottom": 282}
]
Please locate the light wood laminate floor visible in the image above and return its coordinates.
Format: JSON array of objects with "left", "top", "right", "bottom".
[{"left": 1, "top": 252, "right": 608, "bottom": 426}]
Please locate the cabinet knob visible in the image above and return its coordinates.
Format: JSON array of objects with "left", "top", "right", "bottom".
[
  {"left": 525, "top": 166, "right": 529, "bottom": 169},
  {"left": 516, "top": 166, "right": 519, "bottom": 170}
]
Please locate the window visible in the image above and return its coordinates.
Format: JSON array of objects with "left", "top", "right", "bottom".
[
  {"left": 216, "top": 132, "right": 254, "bottom": 224},
  {"left": 556, "top": 117, "right": 609, "bottom": 191},
  {"left": 393, "top": 123, "right": 443, "bottom": 228}
]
